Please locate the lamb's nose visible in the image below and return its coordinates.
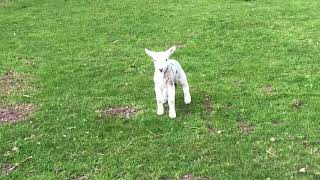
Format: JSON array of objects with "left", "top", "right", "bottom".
[{"left": 159, "top": 68, "right": 163, "bottom": 72}]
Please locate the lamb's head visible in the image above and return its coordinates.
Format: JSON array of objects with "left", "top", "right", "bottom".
[{"left": 145, "top": 46, "right": 176, "bottom": 73}]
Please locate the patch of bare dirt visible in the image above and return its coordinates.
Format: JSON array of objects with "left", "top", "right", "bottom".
[
  {"left": 0, "top": 103, "right": 36, "bottom": 124},
  {"left": 261, "top": 85, "right": 274, "bottom": 94},
  {"left": 238, "top": 122, "right": 255, "bottom": 134},
  {"left": 160, "top": 176, "right": 174, "bottom": 180},
  {"left": 180, "top": 174, "right": 211, "bottom": 180},
  {"left": 74, "top": 176, "right": 89, "bottom": 180},
  {"left": 0, "top": 71, "right": 26, "bottom": 95},
  {"left": 291, "top": 100, "right": 304, "bottom": 109},
  {"left": 100, "top": 106, "right": 139, "bottom": 118}
]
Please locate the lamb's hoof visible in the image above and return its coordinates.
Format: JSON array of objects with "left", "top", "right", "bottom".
[
  {"left": 169, "top": 112, "right": 176, "bottom": 119},
  {"left": 157, "top": 111, "right": 164, "bottom": 116},
  {"left": 184, "top": 96, "right": 191, "bottom": 104},
  {"left": 157, "top": 105, "right": 164, "bottom": 116}
]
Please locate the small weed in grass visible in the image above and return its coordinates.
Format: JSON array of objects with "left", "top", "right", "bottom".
[
  {"left": 291, "top": 100, "right": 304, "bottom": 109},
  {"left": 0, "top": 163, "right": 16, "bottom": 175}
]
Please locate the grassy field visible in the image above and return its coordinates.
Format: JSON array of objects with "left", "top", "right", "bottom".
[{"left": 1, "top": 0, "right": 320, "bottom": 179}]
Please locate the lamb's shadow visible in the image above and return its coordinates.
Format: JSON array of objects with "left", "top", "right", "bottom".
[{"left": 175, "top": 88, "right": 215, "bottom": 118}]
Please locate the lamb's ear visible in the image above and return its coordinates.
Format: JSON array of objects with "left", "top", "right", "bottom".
[
  {"left": 166, "top": 46, "right": 176, "bottom": 56},
  {"left": 145, "top": 48, "right": 155, "bottom": 58}
]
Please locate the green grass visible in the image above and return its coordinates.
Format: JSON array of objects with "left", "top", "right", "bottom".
[{"left": 1, "top": 0, "right": 320, "bottom": 179}]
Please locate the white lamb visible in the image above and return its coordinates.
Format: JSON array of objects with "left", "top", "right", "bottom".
[{"left": 145, "top": 46, "right": 191, "bottom": 119}]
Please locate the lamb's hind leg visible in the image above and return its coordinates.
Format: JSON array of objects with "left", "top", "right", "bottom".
[{"left": 179, "top": 70, "right": 191, "bottom": 104}]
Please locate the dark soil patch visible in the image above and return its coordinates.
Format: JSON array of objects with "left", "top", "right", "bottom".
[
  {"left": 180, "top": 174, "right": 211, "bottom": 180},
  {"left": 160, "top": 176, "right": 174, "bottom": 180},
  {"left": 0, "top": 71, "right": 26, "bottom": 95},
  {"left": 100, "top": 106, "right": 139, "bottom": 118},
  {"left": 238, "top": 122, "right": 255, "bottom": 134},
  {"left": 271, "top": 119, "right": 282, "bottom": 126},
  {"left": 0, "top": 103, "right": 36, "bottom": 124},
  {"left": 74, "top": 176, "right": 89, "bottom": 180},
  {"left": 291, "top": 100, "right": 304, "bottom": 109},
  {"left": 180, "top": 174, "right": 195, "bottom": 180}
]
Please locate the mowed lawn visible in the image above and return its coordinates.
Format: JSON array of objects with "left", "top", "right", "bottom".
[{"left": 1, "top": 0, "right": 320, "bottom": 179}]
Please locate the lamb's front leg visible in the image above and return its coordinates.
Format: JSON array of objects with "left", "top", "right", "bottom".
[
  {"left": 155, "top": 85, "right": 164, "bottom": 116},
  {"left": 167, "top": 84, "right": 176, "bottom": 119}
]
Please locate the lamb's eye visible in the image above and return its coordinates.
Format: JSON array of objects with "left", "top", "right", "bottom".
[{"left": 165, "top": 59, "right": 168, "bottom": 61}]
